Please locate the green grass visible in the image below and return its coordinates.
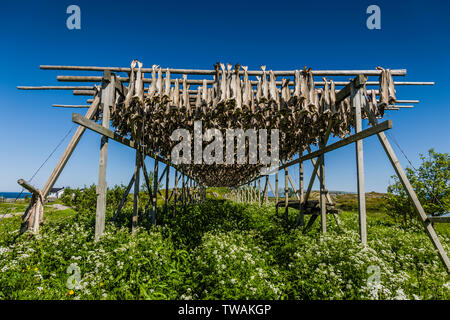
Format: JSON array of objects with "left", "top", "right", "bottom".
[{"left": 0, "top": 198, "right": 449, "bottom": 300}]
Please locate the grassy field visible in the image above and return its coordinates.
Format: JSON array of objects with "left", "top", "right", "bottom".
[{"left": 0, "top": 192, "right": 449, "bottom": 300}]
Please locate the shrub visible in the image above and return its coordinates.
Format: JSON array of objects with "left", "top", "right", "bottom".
[{"left": 385, "top": 149, "right": 450, "bottom": 225}]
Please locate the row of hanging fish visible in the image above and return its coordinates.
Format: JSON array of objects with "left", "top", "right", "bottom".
[{"left": 109, "top": 60, "right": 395, "bottom": 187}]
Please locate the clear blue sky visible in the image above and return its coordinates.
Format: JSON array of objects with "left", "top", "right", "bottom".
[{"left": 0, "top": 0, "right": 449, "bottom": 193}]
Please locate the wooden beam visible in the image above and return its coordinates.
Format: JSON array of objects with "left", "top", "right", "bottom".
[
  {"left": 151, "top": 157, "right": 159, "bottom": 224},
  {"left": 112, "top": 173, "right": 135, "bottom": 221},
  {"left": 363, "top": 105, "right": 450, "bottom": 272},
  {"left": 351, "top": 81, "right": 367, "bottom": 244},
  {"left": 17, "top": 179, "right": 40, "bottom": 195},
  {"left": 41, "top": 94, "right": 100, "bottom": 197},
  {"left": 42, "top": 64, "right": 407, "bottom": 76},
  {"left": 71, "top": 113, "right": 194, "bottom": 180},
  {"left": 319, "top": 146, "right": 326, "bottom": 235},
  {"left": 95, "top": 73, "right": 114, "bottom": 241},
  {"left": 52, "top": 105, "right": 90, "bottom": 108},
  {"left": 164, "top": 165, "right": 170, "bottom": 215},
  {"left": 265, "top": 120, "right": 393, "bottom": 177},
  {"left": 132, "top": 150, "right": 140, "bottom": 234}
]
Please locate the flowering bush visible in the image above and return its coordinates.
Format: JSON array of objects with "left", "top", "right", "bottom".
[
  {"left": 191, "top": 230, "right": 285, "bottom": 299},
  {"left": 0, "top": 200, "right": 449, "bottom": 300}
]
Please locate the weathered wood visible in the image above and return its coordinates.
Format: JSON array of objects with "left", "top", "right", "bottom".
[
  {"left": 71, "top": 113, "right": 195, "bottom": 180},
  {"left": 151, "top": 158, "right": 159, "bottom": 224},
  {"left": 173, "top": 170, "right": 179, "bottom": 215},
  {"left": 52, "top": 105, "right": 90, "bottom": 108},
  {"left": 319, "top": 139, "right": 326, "bottom": 235},
  {"left": 258, "top": 179, "right": 261, "bottom": 207},
  {"left": 428, "top": 216, "right": 450, "bottom": 223},
  {"left": 296, "top": 158, "right": 305, "bottom": 226},
  {"left": 95, "top": 73, "right": 114, "bottom": 241},
  {"left": 164, "top": 165, "right": 170, "bottom": 215},
  {"left": 284, "top": 166, "right": 289, "bottom": 221},
  {"left": 131, "top": 150, "right": 140, "bottom": 234},
  {"left": 275, "top": 172, "right": 279, "bottom": 204},
  {"left": 73, "top": 90, "right": 96, "bottom": 96},
  {"left": 42, "top": 64, "right": 407, "bottom": 76},
  {"left": 287, "top": 174, "right": 301, "bottom": 201},
  {"left": 41, "top": 94, "right": 100, "bottom": 197},
  {"left": 351, "top": 81, "right": 367, "bottom": 244},
  {"left": 303, "top": 120, "right": 335, "bottom": 204},
  {"left": 263, "top": 176, "right": 269, "bottom": 205},
  {"left": 17, "top": 179, "right": 43, "bottom": 234},
  {"left": 112, "top": 173, "right": 135, "bottom": 221},
  {"left": 17, "top": 179, "right": 40, "bottom": 195},
  {"left": 257, "top": 119, "right": 392, "bottom": 179},
  {"left": 362, "top": 104, "right": 450, "bottom": 272}
]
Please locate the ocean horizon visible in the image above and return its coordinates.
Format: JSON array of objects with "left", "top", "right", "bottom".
[{"left": 0, "top": 192, "right": 32, "bottom": 199}]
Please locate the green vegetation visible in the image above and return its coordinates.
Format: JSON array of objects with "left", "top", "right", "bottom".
[
  {"left": 0, "top": 196, "right": 449, "bottom": 300},
  {"left": 386, "top": 149, "right": 449, "bottom": 225}
]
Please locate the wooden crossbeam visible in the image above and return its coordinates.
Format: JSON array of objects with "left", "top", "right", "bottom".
[
  {"left": 71, "top": 113, "right": 195, "bottom": 181},
  {"left": 42, "top": 65, "right": 408, "bottom": 76}
]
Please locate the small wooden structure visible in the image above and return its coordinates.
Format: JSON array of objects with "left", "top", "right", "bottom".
[{"left": 17, "top": 61, "right": 450, "bottom": 272}]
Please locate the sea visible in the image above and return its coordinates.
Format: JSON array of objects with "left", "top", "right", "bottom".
[{"left": 0, "top": 192, "right": 32, "bottom": 199}]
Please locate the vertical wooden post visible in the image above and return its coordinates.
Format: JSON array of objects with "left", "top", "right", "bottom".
[
  {"left": 319, "top": 139, "right": 326, "bottom": 235},
  {"left": 131, "top": 150, "right": 141, "bottom": 234},
  {"left": 151, "top": 158, "right": 159, "bottom": 224},
  {"left": 351, "top": 81, "right": 367, "bottom": 244},
  {"left": 181, "top": 174, "right": 186, "bottom": 206},
  {"left": 113, "top": 172, "right": 135, "bottom": 221},
  {"left": 258, "top": 179, "right": 261, "bottom": 206},
  {"left": 173, "top": 170, "right": 178, "bottom": 215},
  {"left": 297, "top": 155, "right": 305, "bottom": 226},
  {"left": 284, "top": 166, "right": 289, "bottom": 221},
  {"left": 95, "top": 71, "right": 114, "bottom": 241},
  {"left": 263, "top": 176, "right": 269, "bottom": 205},
  {"left": 164, "top": 165, "right": 170, "bottom": 215},
  {"left": 275, "top": 172, "right": 279, "bottom": 204}
]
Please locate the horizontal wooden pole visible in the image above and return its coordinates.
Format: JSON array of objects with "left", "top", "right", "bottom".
[
  {"left": 42, "top": 65, "right": 407, "bottom": 76},
  {"left": 73, "top": 90, "right": 96, "bottom": 96},
  {"left": 17, "top": 179, "right": 40, "bottom": 195},
  {"left": 57, "top": 75, "right": 431, "bottom": 87},
  {"left": 428, "top": 216, "right": 450, "bottom": 223},
  {"left": 53, "top": 104, "right": 90, "bottom": 108},
  {"left": 18, "top": 86, "right": 94, "bottom": 90},
  {"left": 71, "top": 113, "right": 195, "bottom": 181}
]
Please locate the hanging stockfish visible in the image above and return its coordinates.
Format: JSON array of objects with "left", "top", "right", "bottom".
[
  {"left": 134, "top": 61, "right": 144, "bottom": 100},
  {"left": 261, "top": 66, "right": 269, "bottom": 101},
  {"left": 234, "top": 64, "right": 242, "bottom": 109},
  {"left": 377, "top": 66, "right": 396, "bottom": 108},
  {"left": 202, "top": 79, "right": 208, "bottom": 104},
  {"left": 220, "top": 63, "right": 226, "bottom": 102},
  {"left": 148, "top": 64, "right": 158, "bottom": 98},
  {"left": 225, "top": 63, "right": 232, "bottom": 100},
  {"left": 256, "top": 76, "right": 262, "bottom": 102},
  {"left": 156, "top": 67, "right": 163, "bottom": 95},
  {"left": 164, "top": 69, "right": 171, "bottom": 97},
  {"left": 329, "top": 80, "right": 337, "bottom": 115},
  {"left": 306, "top": 68, "right": 316, "bottom": 112},
  {"left": 269, "top": 70, "right": 279, "bottom": 106},
  {"left": 300, "top": 69, "right": 309, "bottom": 104},
  {"left": 124, "top": 60, "right": 138, "bottom": 108},
  {"left": 173, "top": 78, "right": 180, "bottom": 108},
  {"left": 242, "top": 66, "right": 251, "bottom": 108},
  {"left": 281, "top": 78, "right": 290, "bottom": 110},
  {"left": 294, "top": 70, "right": 301, "bottom": 100},
  {"left": 182, "top": 75, "right": 190, "bottom": 113},
  {"left": 387, "top": 69, "right": 396, "bottom": 104},
  {"left": 321, "top": 78, "right": 331, "bottom": 115}
]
